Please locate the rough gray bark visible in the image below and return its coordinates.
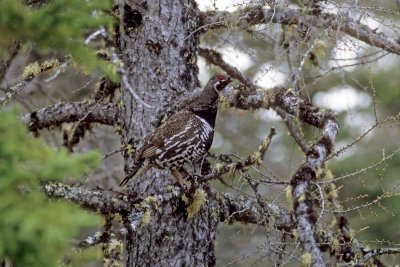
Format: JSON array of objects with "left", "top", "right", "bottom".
[
  {"left": 117, "top": 0, "right": 217, "bottom": 266},
  {"left": 22, "top": 102, "right": 117, "bottom": 131}
]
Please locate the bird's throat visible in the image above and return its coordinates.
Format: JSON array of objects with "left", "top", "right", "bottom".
[{"left": 192, "top": 107, "right": 217, "bottom": 128}]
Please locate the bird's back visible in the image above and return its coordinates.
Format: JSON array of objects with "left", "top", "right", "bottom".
[{"left": 135, "top": 109, "right": 214, "bottom": 169}]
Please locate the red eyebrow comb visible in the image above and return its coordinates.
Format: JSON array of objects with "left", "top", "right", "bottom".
[{"left": 215, "top": 73, "right": 227, "bottom": 80}]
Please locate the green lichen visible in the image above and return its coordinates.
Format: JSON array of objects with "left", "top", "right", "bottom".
[
  {"left": 301, "top": 252, "right": 313, "bottom": 267},
  {"left": 298, "top": 193, "right": 306, "bottom": 203},
  {"left": 258, "top": 137, "right": 270, "bottom": 151},
  {"left": 42, "top": 59, "right": 60, "bottom": 69},
  {"left": 117, "top": 99, "right": 124, "bottom": 109},
  {"left": 165, "top": 185, "right": 174, "bottom": 192},
  {"left": 292, "top": 228, "right": 298, "bottom": 240},
  {"left": 215, "top": 163, "right": 224, "bottom": 174},
  {"left": 114, "top": 213, "right": 123, "bottom": 222},
  {"left": 125, "top": 144, "right": 134, "bottom": 157},
  {"left": 305, "top": 40, "right": 327, "bottom": 69},
  {"left": 330, "top": 235, "right": 340, "bottom": 251},
  {"left": 260, "top": 88, "right": 276, "bottom": 108},
  {"left": 102, "top": 238, "right": 123, "bottom": 267},
  {"left": 328, "top": 183, "right": 339, "bottom": 199},
  {"left": 186, "top": 189, "right": 207, "bottom": 218},
  {"left": 228, "top": 164, "right": 236, "bottom": 177},
  {"left": 22, "top": 61, "right": 41, "bottom": 79},
  {"left": 286, "top": 185, "right": 293, "bottom": 203},
  {"left": 181, "top": 194, "right": 189, "bottom": 205},
  {"left": 114, "top": 123, "right": 121, "bottom": 134},
  {"left": 219, "top": 95, "right": 231, "bottom": 109},
  {"left": 22, "top": 59, "right": 60, "bottom": 79},
  {"left": 140, "top": 209, "right": 152, "bottom": 227},
  {"left": 143, "top": 196, "right": 157, "bottom": 206},
  {"left": 250, "top": 151, "right": 262, "bottom": 165}
]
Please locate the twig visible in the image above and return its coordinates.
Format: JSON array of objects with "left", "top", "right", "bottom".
[
  {"left": 84, "top": 26, "right": 153, "bottom": 109},
  {"left": 364, "top": 247, "right": 400, "bottom": 261},
  {"left": 203, "top": 127, "right": 276, "bottom": 181},
  {"left": 121, "top": 74, "right": 153, "bottom": 109},
  {"left": 322, "top": 147, "right": 400, "bottom": 184},
  {"left": 291, "top": 39, "right": 319, "bottom": 92},
  {"left": 276, "top": 108, "right": 309, "bottom": 153}
]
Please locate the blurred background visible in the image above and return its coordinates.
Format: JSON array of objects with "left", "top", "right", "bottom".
[{"left": 1, "top": 0, "right": 400, "bottom": 266}]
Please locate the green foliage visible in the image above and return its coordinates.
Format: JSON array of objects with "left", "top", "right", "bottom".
[
  {"left": 0, "top": 109, "right": 101, "bottom": 267},
  {"left": 0, "top": 0, "right": 118, "bottom": 81}
]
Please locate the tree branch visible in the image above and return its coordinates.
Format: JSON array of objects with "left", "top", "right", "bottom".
[
  {"left": 0, "top": 41, "right": 20, "bottom": 81},
  {"left": 198, "top": 47, "right": 256, "bottom": 90},
  {"left": 200, "top": 6, "right": 400, "bottom": 55},
  {"left": 22, "top": 101, "right": 118, "bottom": 132},
  {"left": 214, "top": 191, "right": 294, "bottom": 232},
  {"left": 289, "top": 118, "right": 338, "bottom": 266},
  {"left": 364, "top": 247, "right": 400, "bottom": 261},
  {"left": 43, "top": 183, "right": 130, "bottom": 215},
  {"left": 44, "top": 182, "right": 393, "bottom": 265},
  {"left": 225, "top": 85, "right": 336, "bottom": 130},
  {"left": 275, "top": 108, "right": 309, "bottom": 153}
]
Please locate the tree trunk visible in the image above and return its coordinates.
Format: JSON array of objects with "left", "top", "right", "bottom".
[{"left": 118, "top": 0, "right": 218, "bottom": 265}]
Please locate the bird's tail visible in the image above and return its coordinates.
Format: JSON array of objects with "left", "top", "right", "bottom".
[{"left": 120, "top": 159, "right": 150, "bottom": 187}]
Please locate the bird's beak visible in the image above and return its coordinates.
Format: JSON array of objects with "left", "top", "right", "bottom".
[{"left": 222, "top": 77, "right": 232, "bottom": 86}]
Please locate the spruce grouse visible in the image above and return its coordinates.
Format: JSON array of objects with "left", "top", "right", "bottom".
[{"left": 120, "top": 73, "right": 232, "bottom": 186}]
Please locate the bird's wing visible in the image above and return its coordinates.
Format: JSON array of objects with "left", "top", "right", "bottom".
[{"left": 138, "top": 110, "right": 194, "bottom": 159}]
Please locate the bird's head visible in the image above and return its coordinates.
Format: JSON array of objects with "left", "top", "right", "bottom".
[
  {"left": 208, "top": 73, "right": 232, "bottom": 93},
  {"left": 191, "top": 73, "right": 232, "bottom": 110}
]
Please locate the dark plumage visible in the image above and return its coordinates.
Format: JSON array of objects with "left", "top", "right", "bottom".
[{"left": 120, "top": 73, "right": 232, "bottom": 186}]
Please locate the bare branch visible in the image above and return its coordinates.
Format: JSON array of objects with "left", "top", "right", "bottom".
[
  {"left": 289, "top": 118, "right": 339, "bottom": 266},
  {"left": 198, "top": 47, "right": 257, "bottom": 90},
  {"left": 43, "top": 181, "right": 295, "bottom": 236},
  {"left": 225, "top": 86, "right": 337, "bottom": 130},
  {"left": 275, "top": 108, "right": 309, "bottom": 153},
  {"left": 291, "top": 39, "right": 319, "bottom": 92},
  {"left": 44, "top": 182, "right": 393, "bottom": 265},
  {"left": 0, "top": 41, "right": 20, "bottom": 81},
  {"left": 214, "top": 192, "right": 294, "bottom": 232},
  {"left": 200, "top": 6, "right": 400, "bottom": 55},
  {"left": 22, "top": 101, "right": 118, "bottom": 132},
  {"left": 364, "top": 247, "right": 400, "bottom": 261},
  {"left": 43, "top": 183, "right": 130, "bottom": 214},
  {"left": 77, "top": 230, "right": 111, "bottom": 249}
]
